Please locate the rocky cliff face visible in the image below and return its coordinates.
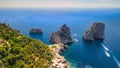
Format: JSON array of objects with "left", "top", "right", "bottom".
[
  {"left": 50, "top": 24, "right": 72, "bottom": 68},
  {"left": 83, "top": 22, "right": 105, "bottom": 41},
  {"left": 50, "top": 24, "right": 73, "bottom": 45},
  {"left": 49, "top": 44, "right": 70, "bottom": 68},
  {"left": 50, "top": 33, "right": 62, "bottom": 44}
]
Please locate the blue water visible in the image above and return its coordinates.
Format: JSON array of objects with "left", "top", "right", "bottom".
[{"left": 0, "top": 8, "right": 120, "bottom": 68}]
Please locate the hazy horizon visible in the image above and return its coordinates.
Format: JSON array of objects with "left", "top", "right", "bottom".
[{"left": 0, "top": 0, "right": 120, "bottom": 8}]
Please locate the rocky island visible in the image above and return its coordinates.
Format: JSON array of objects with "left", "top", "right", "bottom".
[
  {"left": 29, "top": 28, "right": 43, "bottom": 34},
  {"left": 49, "top": 24, "right": 73, "bottom": 68},
  {"left": 50, "top": 24, "right": 73, "bottom": 45},
  {"left": 83, "top": 22, "right": 105, "bottom": 41}
]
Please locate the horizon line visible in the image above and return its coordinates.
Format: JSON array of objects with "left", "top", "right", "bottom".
[{"left": 0, "top": 1, "right": 120, "bottom": 8}]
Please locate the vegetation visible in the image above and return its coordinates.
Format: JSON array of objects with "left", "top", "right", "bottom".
[{"left": 0, "top": 23, "right": 53, "bottom": 68}]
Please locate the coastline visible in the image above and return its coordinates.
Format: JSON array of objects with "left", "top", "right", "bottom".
[
  {"left": 49, "top": 43, "right": 70, "bottom": 68},
  {"left": 0, "top": 8, "right": 120, "bottom": 68}
]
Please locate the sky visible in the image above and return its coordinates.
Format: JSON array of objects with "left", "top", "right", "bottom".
[{"left": 0, "top": 0, "right": 120, "bottom": 8}]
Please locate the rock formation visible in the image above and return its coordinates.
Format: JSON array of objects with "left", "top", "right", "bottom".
[
  {"left": 50, "top": 33, "right": 62, "bottom": 44},
  {"left": 83, "top": 22, "right": 105, "bottom": 41},
  {"left": 29, "top": 28, "right": 43, "bottom": 34},
  {"left": 50, "top": 24, "right": 73, "bottom": 68},
  {"left": 50, "top": 24, "right": 73, "bottom": 45},
  {"left": 49, "top": 44, "right": 70, "bottom": 68}
]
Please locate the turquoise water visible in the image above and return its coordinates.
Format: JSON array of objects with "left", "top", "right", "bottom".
[{"left": 0, "top": 8, "right": 120, "bottom": 68}]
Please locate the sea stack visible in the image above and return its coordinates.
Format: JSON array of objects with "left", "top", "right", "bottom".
[
  {"left": 50, "top": 24, "right": 73, "bottom": 45},
  {"left": 83, "top": 22, "right": 105, "bottom": 41},
  {"left": 29, "top": 28, "right": 43, "bottom": 35}
]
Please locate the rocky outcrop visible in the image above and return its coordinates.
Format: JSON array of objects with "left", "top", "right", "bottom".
[
  {"left": 50, "top": 24, "right": 73, "bottom": 45},
  {"left": 83, "top": 22, "right": 105, "bottom": 41},
  {"left": 50, "top": 24, "right": 73, "bottom": 68},
  {"left": 29, "top": 28, "right": 43, "bottom": 34},
  {"left": 50, "top": 33, "right": 62, "bottom": 44},
  {"left": 49, "top": 44, "right": 70, "bottom": 68}
]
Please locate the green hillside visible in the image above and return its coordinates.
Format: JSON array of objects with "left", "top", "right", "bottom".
[{"left": 0, "top": 23, "right": 53, "bottom": 68}]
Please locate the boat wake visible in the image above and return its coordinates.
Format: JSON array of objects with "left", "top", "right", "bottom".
[
  {"left": 101, "top": 43, "right": 110, "bottom": 57},
  {"left": 100, "top": 43, "right": 120, "bottom": 68},
  {"left": 72, "top": 33, "right": 79, "bottom": 42},
  {"left": 72, "top": 33, "right": 78, "bottom": 37},
  {"left": 85, "top": 65, "right": 92, "bottom": 68},
  {"left": 101, "top": 43, "right": 109, "bottom": 51},
  {"left": 104, "top": 50, "right": 110, "bottom": 57},
  {"left": 113, "top": 56, "right": 120, "bottom": 68},
  {"left": 73, "top": 38, "right": 79, "bottom": 42}
]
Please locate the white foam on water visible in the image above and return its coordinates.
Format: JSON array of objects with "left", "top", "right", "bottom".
[
  {"left": 72, "top": 33, "right": 78, "bottom": 37},
  {"left": 73, "top": 38, "right": 78, "bottom": 42},
  {"left": 85, "top": 65, "right": 92, "bottom": 68},
  {"left": 113, "top": 56, "right": 120, "bottom": 68},
  {"left": 104, "top": 50, "right": 110, "bottom": 57},
  {"left": 100, "top": 43, "right": 120, "bottom": 68},
  {"left": 101, "top": 43, "right": 109, "bottom": 51},
  {"left": 73, "top": 33, "right": 78, "bottom": 36}
]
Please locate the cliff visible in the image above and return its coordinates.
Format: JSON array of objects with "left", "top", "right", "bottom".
[
  {"left": 50, "top": 24, "right": 73, "bottom": 45},
  {"left": 83, "top": 22, "right": 105, "bottom": 41},
  {"left": 0, "top": 23, "right": 53, "bottom": 68},
  {"left": 50, "top": 24, "right": 72, "bottom": 68},
  {"left": 49, "top": 44, "right": 70, "bottom": 68}
]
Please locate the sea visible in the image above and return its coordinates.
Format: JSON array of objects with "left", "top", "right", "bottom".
[{"left": 0, "top": 8, "right": 120, "bottom": 68}]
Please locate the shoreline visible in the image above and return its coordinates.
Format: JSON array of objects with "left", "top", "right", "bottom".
[{"left": 49, "top": 43, "right": 70, "bottom": 68}]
